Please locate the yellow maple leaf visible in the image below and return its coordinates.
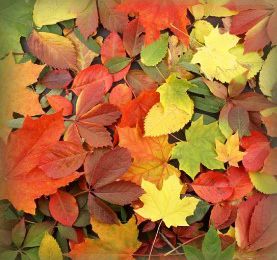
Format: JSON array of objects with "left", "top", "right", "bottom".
[
  {"left": 215, "top": 132, "right": 245, "bottom": 167},
  {"left": 135, "top": 175, "right": 200, "bottom": 228},
  {"left": 68, "top": 217, "right": 141, "bottom": 260},
  {"left": 0, "top": 53, "right": 45, "bottom": 140},
  {"left": 118, "top": 127, "right": 180, "bottom": 188}
]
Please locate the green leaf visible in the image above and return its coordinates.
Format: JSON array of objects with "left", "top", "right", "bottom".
[
  {"left": 11, "top": 218, "right": 26, "bottom": 248},
  {"left": 177, "top": 59, "right": 201, "bottom": 74},
  {"left": 105, "top": 57, "right": 131, "bottom": 73},
  {"left": 183, "top": 245, "right": 205, "bottom": 260},
  {"left": 259, "top": 46, "right": 277, "bottom": 103},
  {"left": 0, "top": 250, "right": 18, "bottom": 260},
  {"left": 221, "top": 243, "right": 235, "bottom": 260},
  {"left": 192, "top": 95, "right": 225, "bottom": 113},
  {"left": 249, "top": 172, "right": 277, "bottom": 194},
  {"left": 38, "top": 232, "right": 63, "bottom": 260},
  {"left": 141, "top": 33, "right": 169, "bottom": 66},
  {"left": 202, "top": 226, "right": 221, "bottom": 260},
  {"left": 7, "top": 118, "right": 25, "bottom": 129},
  {"left": 192, "top": 113, "right": 217, "bottom": 125},
  {"left": 39, "top": 24, "right": 63, "bottom": 35},
  {"left": 74, "top": 28, "right": 100, "bottom": 53},
  {"left": 74, "top": 209, "right": 90, "bottom": 227},
  {"left": 188, "top": 78, "right": 212, "bottom": 96},
  {"left": 187, "top": 200, "right": 210, "bottom": 224},
  {"left": 23, "top": 222, "right": 54, "bottom": 248},
  {"left": 57, "top": 225, "right": 78, "bottom": 241},
  {"left": 21, "top": 248, "right": 39, "bottom": 260},
  {"left": 172, "top": 116, "right": 225, "bottom": 179},
  {"left": 157, "top": 73, "right": 194, "bottom": 113},
  {"left": 0, "top": 0, "right": 35, "bottom": 57}
]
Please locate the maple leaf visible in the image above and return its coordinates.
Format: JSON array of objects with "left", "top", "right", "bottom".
[
  {"left": 0, "top": 0, "right": 34, "bottom": 57},
  {"left": 68, "top": 217, "right": 141, "bottom": 260},
  {"left": 118, "top": 126, "right": 180, "bottom": 188},
  {"left": 135, "top": 175, "right": 200, "bottom": 227},
  {"left": 216, "top": 132, "right": 245, "bottom": 167},
  {"left": 172, "top": 117, "right": 225, "bottom": 179},
  {"left": 0, "top": 53, "right": 45, "bottom": 140},
  {"left": 191, "top": 27, "right": 263, "bottom": 83},
  {"left": 144, "top": 74, "right": 194, "bottom": 136},
  {"left": 117, "top": 0, "right": 198, "bottom": 45},
  {"left": 27, "top": 30, "right": 77, "bottom": 69},
  {"left": 0, "top": 112, "right": 81, "bottom": 214},
  {"left": 226, "top": 0, "right": 277, "bottom": 52},
  {"left": 235, "top": 194, "right": 277, "bottom": 251}
]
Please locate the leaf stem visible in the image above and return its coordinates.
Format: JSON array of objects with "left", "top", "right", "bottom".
[{"left": 148, "top": 220, "right": 162, "bottom": 260}]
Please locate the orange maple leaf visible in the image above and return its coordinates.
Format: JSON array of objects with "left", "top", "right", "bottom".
[
  {"left": 118, "top": 126, "right": 180, "bottom": 188},
  {"left": 0, "top": 112, "right": 81, "bottom": 214},
  {"left": 117, "top": 0, "right": 198, "bottom": 45}
]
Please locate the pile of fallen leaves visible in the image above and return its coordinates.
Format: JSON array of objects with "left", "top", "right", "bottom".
[{"left": 0, "top": 0, "right": 276, "bottom": 259}]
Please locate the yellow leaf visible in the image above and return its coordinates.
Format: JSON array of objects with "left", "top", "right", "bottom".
[
  {"left": 0, "top": 53, "right": 45, "bottom": 140},
  {"left": 215, "top": 132, "right": 245, "bottom": 167},
  {"left": 191, "top": 27, "right": 246, "bottom": 83},
  {"left": 28, "top": 30, "right": 77, "bottom": 69},
  {"left": 68, "top": 217, "right": 141, "bottom": 260},
  {"left": 118, "top": 127, "right": 180, "bottom": 188},
  {"left": 144, "top": 103, "right": 193, "bottom": 136},
  {"left": 33, "top": 0, "right": 90, "bottom": 27},
  {"left": 135, "top": 175, "right": 200, "bottom": 227},
  {"left": 39, "top": 232, "right": 63, "bottom": 260}
]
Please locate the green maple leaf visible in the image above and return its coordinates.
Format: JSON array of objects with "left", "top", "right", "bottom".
[
  {"left": 172, "top": 116, "right": 225, "bottom": 179},
  {"left": 0, "top": 0, "right": 35, "bottom": 58}
]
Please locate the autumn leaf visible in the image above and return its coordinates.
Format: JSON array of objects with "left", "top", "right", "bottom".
[
  {"left": 118, "top": 126, "right": 180, "bottom": 188},
  {"left": 109, "top": 84, "right": 133, "bottom": 107},
  {"left": 39, "top": 232, "right": 63, "bottom": 260},
  {"left": 46, "top": 95, "right": 73, "bottom": 116},
  {"left": 261, "top": 107, "right": 277, "bottom": 137},
  {"left": 27, "top": 30, "right": 77, "bottom": 69},
  {"left": 0, "top": 53, "right": 45, "bottom": 140},
  {"left": 117, "top": 0, "right": 198, "bottom": 45},
  {"left": 136, "top": 175, "right": 200, "bottom": 227},
  {"left": 49, "top": 190, "right": 79, "bottom": 226},
  {"left": 216, "top": 132, "right": 245, "bottom": 167},
  {"left": 235, "top": 194, "right": 277, "bottom": 251},
  {"left": 144, "top": 74, "right": 194, "bottom": 136},
  {"left": 40, "top": 69, "right": 73, "bottom": 89},
  {"left": 226, "top": 0, "right": 277, "bottom": 52},
  {"left": 249, "top": 172, "right": 277, "bottom": 195},
  {"left": 172, "top": 117, "right": 225, "bottom": 179},
  {"left": 191, "top": 27, "right": 263, "bottom": 83},
  {"left": 68, "top": 217, "right": 141, "bottom": 259},
  {"left": 0, "top": 112, "right": 81, "bottom": 214}
]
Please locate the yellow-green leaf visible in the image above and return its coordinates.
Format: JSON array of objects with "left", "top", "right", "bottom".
[
  {"left": 249, "top": 172, "right": 277, "bottom": 195},
  {"left": 38, "top": 232, "right": 63, "bottom": 260}
]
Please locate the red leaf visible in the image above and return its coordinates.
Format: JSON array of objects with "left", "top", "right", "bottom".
[
  {"left": 226, "top": 167, "right": 253, "bottom": 201},
  {"left": 39, "top": 141, "right": 87, "bottom": 179},
  {"left": 241, "top": 131, "right": 270, "bottom": 172},
  {"left": 126, "top": 70, "right": 158, "bottom": 96},
  {"left": 0, "top": 112, "right": 81, "bottom": 214},
  {"left": 49, "top": 190, "right": 79, "bottom": 226},
  {"left": 40, "top": 69, "right": 72, "bottom": 89},
  {"left": 210, "top": 203, "right": 237, "bottom": 230},
  {"left": 262, "top": 148, "right": 277, "bottom": 176},
  {"left": 101, "top": 32, "right": 126, "bottom": 64},
  {"left": 87, "top": 194, "right": 118, "bottom": 224},
  {"left": 117, "top": 0, "right": 197, "bottom": 45},
  {"left": 71, "top": 65, "right": 113, "bottom": 95},
  {"left": 94, "top": 180, "right": 143, "bottom": 205},
  {"left": 109, "top": 84, "right": 133, "bottom": 107},
  {"left": 98, "top": 0, "right": 129, "bottom": 34},
  {"left": 119, "top": 90, "right": 159, "bottom": 128},
  {"left": 123, "top": 18, "right": 144, "bottom": 57},
  {"left": 112, "top": 63, "right": 131, "bottom": 82},
  {"left": 90, "top": 147, "right": 131, "bottom": 188},
  {"left": 46, "top": 95, "right": 73, "bottom": 116},
  {"left": 235, "top": 193, "right": 264, "bottom": 249},
  {"left": 192, "top": 171, "right": 233, "bottom": 203}
]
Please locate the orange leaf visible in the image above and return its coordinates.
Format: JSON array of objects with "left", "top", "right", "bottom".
[
  {"left": 109, "top": 84, "right": 133, "bottom": 107},
  {"left": 47, "top": 95, "right": 73, "bottom": 116},
  {"left": 0, "top": 112, "right": 80, "bottom": 214}
]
